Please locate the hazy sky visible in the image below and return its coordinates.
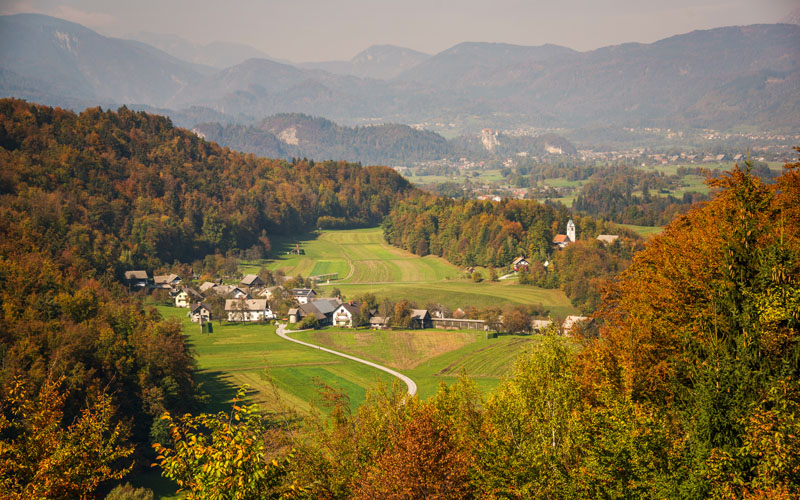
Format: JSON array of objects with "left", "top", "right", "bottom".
[{"left": 1, "top": 0, "right": 797, "bottom": 61}]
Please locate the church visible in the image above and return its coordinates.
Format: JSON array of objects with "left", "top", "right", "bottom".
[{"left": 553, "top": 219, "right": 576, "bottom": 249}]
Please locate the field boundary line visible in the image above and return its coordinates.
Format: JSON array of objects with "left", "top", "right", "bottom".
[{"left": 275, "top": 323, "right": 417, "bottom": 397}]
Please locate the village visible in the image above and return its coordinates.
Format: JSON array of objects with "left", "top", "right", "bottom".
[{"left": 123, "top": 219, "right": 613, "bottom": 338}]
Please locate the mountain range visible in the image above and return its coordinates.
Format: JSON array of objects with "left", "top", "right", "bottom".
[
  {"left": 1, "top": 13, "right": 798, "bottom": 133},
  {"left": 193, "top": 113, "right": 576, "bottom": 164}
]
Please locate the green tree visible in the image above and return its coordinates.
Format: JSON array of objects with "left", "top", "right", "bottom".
[
  {"left": 0, "top": 376, "right": 134, "bottom": 500},
  {"left": 153, "top": 387, "right": 300, "bottom": 500}
]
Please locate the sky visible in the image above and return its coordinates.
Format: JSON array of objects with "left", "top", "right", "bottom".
[{"left": 1, "top": 0, "right": 797, "bottom": 61}]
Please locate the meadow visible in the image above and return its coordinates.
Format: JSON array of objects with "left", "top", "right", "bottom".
[
  {"left": 249, "top": 227, "right": 576, "bottom": 317},
  {"left": 157, "top": 305, "right": 395, "bottom": 414},
  {"left": 290, "top": 328, "right": 540, "bottom": 400}
]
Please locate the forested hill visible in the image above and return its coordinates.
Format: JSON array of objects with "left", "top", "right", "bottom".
[
  {"left": 194, "top": 113, "right": 452, "bottom": 164},
  {"left": 0, "top": 99, "right": 414, "bottom": 274}
]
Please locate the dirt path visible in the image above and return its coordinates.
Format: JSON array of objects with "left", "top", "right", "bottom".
[{"left": 275, "top": 323, "right": 417, "bottom": 397}]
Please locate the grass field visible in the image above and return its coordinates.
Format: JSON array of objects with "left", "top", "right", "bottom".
[
  {"left": 249, "top": 227, "right": 576, "bottom": 317},
  {"left": 157, "top": 306, "right": 395, "bottom": 414},
  {"left": 291, "top": 329, "right": 540, "bottom": 399},
  {"left": 618, "top": 223, "right": 664, "bottom": 238}
]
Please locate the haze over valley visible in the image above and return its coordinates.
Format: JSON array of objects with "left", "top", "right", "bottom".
[{"left": 1, "top": 4, "right": 799, "bottom": 499}]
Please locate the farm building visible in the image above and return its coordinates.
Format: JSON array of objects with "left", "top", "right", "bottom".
[
  {"left": 225, "top": 299, "right": 274, "bottom": 322},
  {"left": 124, "top": 270, "right": 149, "bottom": 288},
  {"left": 153, "top": 274, "right": 181, "bottom": 288},
  {"left": 511, "top": 257, "right": 530, "bottom": 272},
  {"left": 596, "top": 234, "right": 620, "bottom": 245},
  {"left": 561, "top": 315, "right": 593, "bottom": 336},
  {"left": 432, "top": 317, "right": 488, "bottom": 331},
  {"left": 369, "top": 316, "right": 389, "bottom": 330},
  {"left": 240, "top": 274, "right": 265, "bottom": 288},
  {"left": 411, "top": 309, "right": 433, "bottom": 329},
  {"left": 531, "top": 319, "right": 553, "bottom": 333}
]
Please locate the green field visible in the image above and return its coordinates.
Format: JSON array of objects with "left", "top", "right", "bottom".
[
  {"left": 157, "top": 306, "right": 395, "bottom": 414},
  {"left": 618, "top": 223, "right": 664, "bottom": 238},
  {"left": 253, "top": 227, "right": 576, "bottom": 316},
  {"left": 291, "top": 329, "right": 540, "bottom": 399}
]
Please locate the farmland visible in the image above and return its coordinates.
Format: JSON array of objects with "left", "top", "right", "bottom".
[
  {"left": 250, "top": 227, "right": 576, "bottom": 317},
  {"left": 289, "top": 328, "right": 541, "bottom": 399},
  {"left": 157, "top": 305, "right": 395, "bottom": 414}
]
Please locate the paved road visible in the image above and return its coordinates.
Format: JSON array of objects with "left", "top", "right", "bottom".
[{"left": 275, "top": 323, "right": 418, "bottom": 397}]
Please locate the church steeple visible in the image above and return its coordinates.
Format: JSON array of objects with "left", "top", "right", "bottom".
[{"left": 567, "top": 219, "right": 576, "bottom": 242}]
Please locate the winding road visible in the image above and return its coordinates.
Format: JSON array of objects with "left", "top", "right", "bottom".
[{"left": 275, "top": 323, "right": 418, "bottom": 397}]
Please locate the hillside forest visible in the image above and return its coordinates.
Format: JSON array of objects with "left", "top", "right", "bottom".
[{"left": 0, "top": 100, "right": 798, "bottom": 498}]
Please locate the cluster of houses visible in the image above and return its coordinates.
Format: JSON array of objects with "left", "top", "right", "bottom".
[{"left": 124, "top": 271, "right": 316, "bottom": 324}]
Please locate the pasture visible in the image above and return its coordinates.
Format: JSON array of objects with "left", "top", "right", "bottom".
[
  {"left": 290, "top": 329, "right": 541, "bottom": 399},
  {"left": 157, "top": 306, "right": 394, "bottom": 414},
  {"left": 252, "top": 227, "right": 576, "bottom": 316}
]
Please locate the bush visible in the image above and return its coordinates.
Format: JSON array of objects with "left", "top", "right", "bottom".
[
  {"left": 298, "top": 315, "right": 319, "bottom": 330},
  {"left": 105, "top": 483, "right": 153, "bottom": 500}
]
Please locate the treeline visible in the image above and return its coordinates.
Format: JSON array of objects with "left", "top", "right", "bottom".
[
  {"left": 573, "top": 183, "right": 708, "bottom": 226},
  {"left": 0, "top": 99, "right": 414, "bottom": 274},
  {"left": 570, "top": 165, "right": 707, "bottom": 225},
  {"left": 383, "top": 195, "right": 621, "bottom": 267},
  {"left": 151, "top": 164, "right": 800, "bottom": 499}
]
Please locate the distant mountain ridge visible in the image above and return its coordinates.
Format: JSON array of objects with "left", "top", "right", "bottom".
[
  {"left": 194, "top": 113, "right": 452, "bottom": 164},
  {"left": 1, "top": 13, "right": 798, "bottom": 132},
  {"left": 128, "top": 31, "right": 278, "bottom": 68},
  {"left": 194, "top": 113, "right": 577, "bottom": 164},
  {"left": 0, "top": 14, "right": 210, "bottom": 107},
  {"left": 300, "top": 45, "right": 431, "bottom": 80}
]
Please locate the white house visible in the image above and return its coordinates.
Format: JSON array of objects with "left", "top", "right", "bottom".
[
  {"left": 175, "top": 288, "right": 203, "bottom": 308},
  {"left": 332, "top": 302, "right": 361, "bottom": 328},
  {"left": 189, "top": 303, "right": 212, "bottom": 323},
  {"left": 292, "top": 288, "right": 316, "bottom": 304},
  {"left": 225, "top": 299, "right": 274, "bottom": 322}
]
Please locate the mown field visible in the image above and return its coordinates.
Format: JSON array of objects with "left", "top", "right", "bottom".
[
  {"left": 290, "top": 328, "right": 541, "bottom": 399},
  {"left": 245, "top": 227, "right": 576, "bottom": 317},
  {"left": 618, "top": 223, "right": 664, "bottom": 238}
]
